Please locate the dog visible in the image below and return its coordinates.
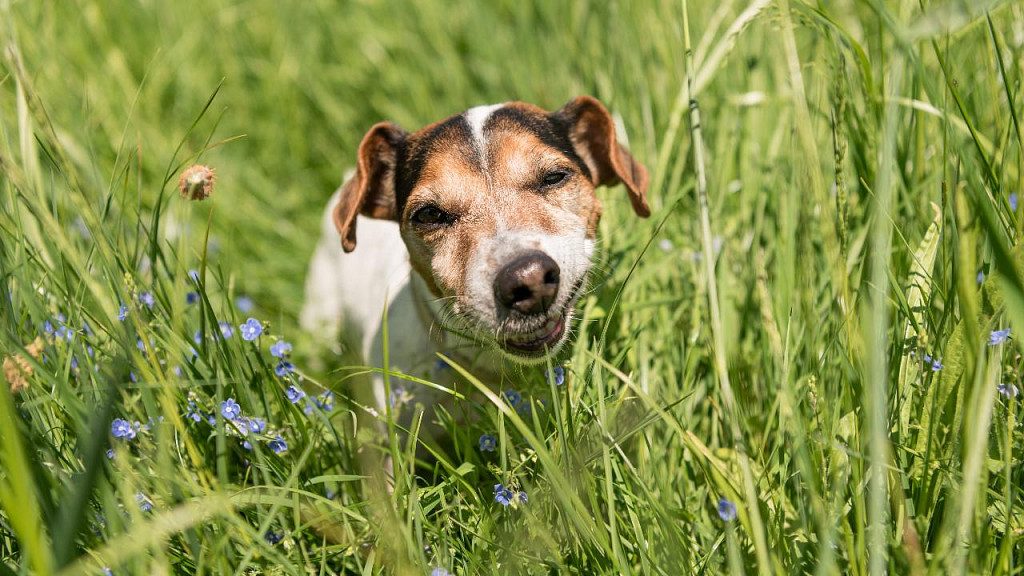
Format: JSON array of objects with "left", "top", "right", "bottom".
[{"left": 300, "top": 96, "right": 649, "bottom": 444}]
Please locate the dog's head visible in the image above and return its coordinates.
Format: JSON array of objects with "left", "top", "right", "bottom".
[{"left": 333, "top": 96, "right": 649, "bottom": 362}]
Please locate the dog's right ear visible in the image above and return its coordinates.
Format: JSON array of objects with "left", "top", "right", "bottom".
[{"left": 332, "top": 122, "right": 407, "bottom": 252}]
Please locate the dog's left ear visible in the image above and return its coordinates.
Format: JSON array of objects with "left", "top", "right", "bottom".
[
  {"left": 332, "top": 122, "right": 407, "bottom": 252},
  {"left": 554, "top": 96, "right": 650, "bottom": 217}
]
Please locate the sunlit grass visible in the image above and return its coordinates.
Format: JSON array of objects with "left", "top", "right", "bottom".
[{"left": 1, "top": 0, "right": 1024, "bottom": 574}]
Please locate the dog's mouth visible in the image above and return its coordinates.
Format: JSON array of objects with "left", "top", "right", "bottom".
[
  {"left": 501, "top": 313, "right": 567, "bottom": 356},
  {"left": 495, "top": 277, "right": 585, "bottom": 359}
]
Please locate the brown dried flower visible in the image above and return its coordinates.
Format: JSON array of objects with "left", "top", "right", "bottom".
[
  {"left": 4, "top": 338, "right": 44, "bottom": 394},
  {"left": 178, "top": 164, "right": 216, "bottom": 201}
]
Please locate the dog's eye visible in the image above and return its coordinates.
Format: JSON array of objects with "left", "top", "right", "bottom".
[
  {"left": 410, "top": 205, "right": 453, "bottom": 227},
  {"left": 540, "top": 170, "right": 569, "bottom": 188}
]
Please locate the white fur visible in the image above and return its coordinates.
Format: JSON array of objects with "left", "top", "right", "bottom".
[{"left": 464, "top": 104, "right": 504, "bottom": 161}]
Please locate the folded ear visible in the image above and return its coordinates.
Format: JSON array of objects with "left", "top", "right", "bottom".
[
  {"left": 332, "top": 122, "right": 407, "bottom": 252},
  {"left": 554, "top": 96, "right": 650, "bottom": 217}
]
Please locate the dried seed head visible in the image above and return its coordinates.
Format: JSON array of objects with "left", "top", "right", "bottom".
[
  {"left": 4, "top": 355, "right": 32, "bottom": 393},
  {"left": 178, "top": 164, "right": 216, "bottom": 201}
]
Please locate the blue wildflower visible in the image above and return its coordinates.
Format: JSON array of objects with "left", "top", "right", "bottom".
[
  {"left": 504, "top": 389, "right": 522, "bottom": 407},
  {"left": 111, "top": 418, "right": 136, "bottom": 440},
  {"left": 239, "top": 318, "right": 262, "bottom": 341},
  {"left": 242, "top": 440, "right": 252, "bottom": 451},
  {"left": 518, "top": 491, "right": 528, "bottom": 504},
  {"left": 236, "top": 296, "right": 254, "bottom": 313},
  {"left": 316, "top": 391, "right": 335, "bottom": 412},
  {"left": 494, "top": 484, "right": 514, "bottom": 507},
  {"left": 70, "top": 357, "right": 79, "bottom": 371},
  {"left": 207, "top": 414, "right": 216, "bottom": 426},
  {"left": 268, "top": 436, "right": 288, "bottom": 454},
  {"left": 275, "top": 360, "right": 294, "bottom": 377},
  {"left": 55, "top": 325, "right": 72, "bottom": 342},
  {"left": 977, "top": 271, "right": 986, "bottom": 284},
  {"left": 998, "top": 383, "right": 1019, "bottom": 398},
  {"left": 990, "top": 328, "right": 1012, "bottom": 346},
  {"left": 118, "top": 304, "right": 129, "bottom": 321},
  {"left": 478, "top": 433, "right": 497, "bottom": 452},
  {"left": 931, "top": 358, "right": 943, "bottom": 371},
  {"left": 285, "top": 385, "right": 305, "bottom": 403},
  {"left": 186, "top": 291, "right": 199, "bottom": 305},
  {"left": 549, "top": 365, "right": 565, "bottom": 386},
  {"left": 218, "top": 322, "right": 234, "bottom": 339},
  {"left": 717, "top": 498, "right": 737, "bottom": 522},
  {"left": 430, "top": 569, "right": 452, "bottom": 576},
  {"left": 129, "top": 371, "right": 138, "bottom": 383},
  {"left": 1011, "top": 193, "right": 1019, "bottom": 212},
  {"left": 434, "top": 358, "right": 450, "bottom": 371},
  {"left": 265, "top": 530, "right": 284, "bottom": 545},
  {"left": 188, "top": 269, "right": 200, "bottom": 282},
  {"left": 172, "top": 365, "right": 182, "bottom": 377},
  {"left": 193, "top": 330, "right": 203, "bottom": 345},
  {"left": 136, "top": 337, "right": 146, "bottom": 352},
  {"left": 270, "top": 340, "right": 292, "bottom": 358},
  {"left": 106, "top": 448, "right": 115, "bottom": 459},
  {"left": 102, "top": 568, "right": 113, "bottom": 576},
  {"left": 43, "top": 319, "right": 55, "bottom": 336},
  {"left": 139, "top": 292, "right": 155, "bottom": 308},
  {"left": 135, "top": 492, "right": 153, "bottom": 513},
  {"left": 220, "top": 398, "right": 242, "bottom": 420}
]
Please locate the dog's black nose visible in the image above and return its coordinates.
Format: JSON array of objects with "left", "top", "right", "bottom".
[{"left": 494, "top": 251, "right": 560, "bottom": 315}]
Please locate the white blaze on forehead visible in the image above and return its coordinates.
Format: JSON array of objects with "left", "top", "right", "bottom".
[{"left": 463, "top": 103, "right": 505, "bottom": 157}]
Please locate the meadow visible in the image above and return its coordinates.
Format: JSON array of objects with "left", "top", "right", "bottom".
[{"left": 1, "top": 0, "right": 1023, "bottom": 573}]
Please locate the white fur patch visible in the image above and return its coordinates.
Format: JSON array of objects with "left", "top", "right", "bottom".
[{"left": 464, "top": 104, "right": 504, "bottom": 160}]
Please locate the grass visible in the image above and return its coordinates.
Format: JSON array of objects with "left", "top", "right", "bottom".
[{"left": 1, "top": 0, "right": 1023, "bottom": 573}]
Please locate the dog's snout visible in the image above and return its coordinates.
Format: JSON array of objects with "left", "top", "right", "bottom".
[{"left": 494, "top": 251, "right": 560, "bottom": 315}]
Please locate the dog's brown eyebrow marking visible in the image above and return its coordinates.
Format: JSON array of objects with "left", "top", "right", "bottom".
[{"left": 394, "top": 102, "right": 592, "bottom": 215}]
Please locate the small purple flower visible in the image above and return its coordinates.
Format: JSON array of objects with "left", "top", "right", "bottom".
[
  {"left": 478, "top": 433, "right": 497, "bottom": 452},
  {"left": 931, "top": 358, "right": 943, "bottom": 371},
  {"left": 242, "top": 440, "right": 252, "bottom": 451},
  {"left": 105, "top": 448, "right": 115, "bottom": 459},
  {"left": 186, "top": 291, "right": 199, "bottom": 305},
  {"left": 139, "top": 292, "right": 155, "bottom": 308},
  {"left": 70, "top": 357, "right": 79, "bottom": 371},
  {"left": 265, "top": 530, "right": 284, "bottom": 544},
  {"left": 998, "top": 383, "right": 1019, "bottom": 398},
  {"left": 518, "top": 491, "right": 528, "bottom": 504},
  {"left": 218, "top": 321, "right": 234, "bottom": 339},
  {"left": 118, "top": 304, "right": 129, "bottom": 321},
  {"left": 239, "top": 318, "right": 262, "bottom": 341},
  {"left": 129, "top": 371, "right": 138, "bottom": 383},
  {"left": 494, "top": 483, "right": 514, "bottom": 507},
  {"left": 220, "top": 398, "right": 242, "bottom": 420},
  {"left": 268, "top": 436, "right": 288, "bottom": 454},
  {"left": 111, "top": 418, "right": 136, "bottom": 440},
  {"left": 285, "top": 385, "right": 305, "bottom": 403},
  {"left": 136, "top": 337, "right": 147, "bottom": 352},
  {"left": 990, "top": 328, "right": 1012, "bottom": 346},
  {"left": 977, "top": 271, "right": 986, "bottom": 284},
  {"left": 717, "top": 498, "right": 737, "bottom": 522},
  {"left": 430, "top": 569, "right": 451, "bottom": 576},
  {"left": 548, "top": 366, "right": 565, "bottom": 386},
  {"left": 247, "top": 417, "right": 266, "bottom": 433},
  {"left": 504, "top": 389, "right": 522, "bottom": 407},
  {"left": 188, "top": 269, "right": 200, "bottom": 282},
  {"left": 316, "top": 391, "right": 334, "bottom": 412},
  {"left": 270, "top": 340, "right": 292, "bottom": 358},
  {"left": 43, "top": 319, "right": 55, "bottom": 336},
  {"left": 55, "top": 325, "right": 72, "bottom": 342},
  {"left": 1011, "top": 193, "right": 1019, "bottom": 212},
  {"left": 236, "top": 296, "right": 254, "bottom": 313},
  {"left": 135, "top": 492, "right": 153, "bottom": 513},
  {"left": 275, "top": 361, "right": 294, "bottom": 377}
]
